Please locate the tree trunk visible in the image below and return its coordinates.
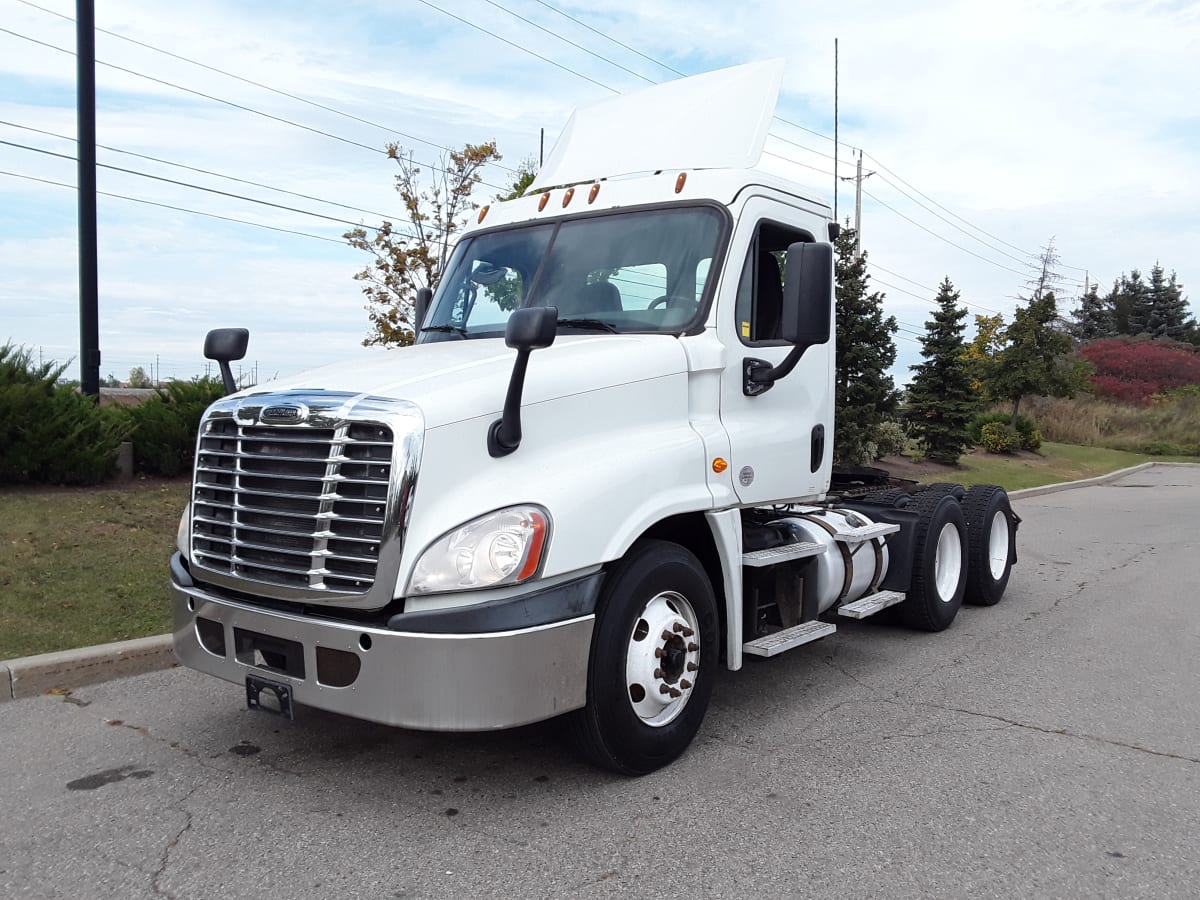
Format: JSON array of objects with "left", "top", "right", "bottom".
[{"left": 1010, "top": 397, "right": 1021, "bottom": 427}]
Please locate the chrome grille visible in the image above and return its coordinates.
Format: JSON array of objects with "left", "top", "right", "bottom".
[{"left": 191, "top": 418, "right": 394, "bottom": 593}]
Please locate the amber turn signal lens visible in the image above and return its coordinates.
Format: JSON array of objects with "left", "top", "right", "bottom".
[{"left": 712, "top": 458, "right": 728, "bottom": 473}]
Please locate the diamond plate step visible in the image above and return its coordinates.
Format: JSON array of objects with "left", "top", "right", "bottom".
[
  {"left": 741, "top": 542, "right": 826, "bottom": 568},
  {"left": 742, "top": 620, "right": 836, "bottom": 658},
  {"left": 837, "top": 590, "right": 906, "bottom": 619},
  {"left": 832, "top": 522, "right": 900, "bottom": 543}
]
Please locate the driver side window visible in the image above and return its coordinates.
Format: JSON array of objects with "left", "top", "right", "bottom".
[{"left": 735, "top": 221, "right": 812, "bottom": 346}]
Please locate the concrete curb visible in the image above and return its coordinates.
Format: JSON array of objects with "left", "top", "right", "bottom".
[
  {"left": 0, "top": 634, "right": 176, "bottom": 702},
  {"left": 2, "top": 462, "right": 1196, "bottom": 703},
  {"left": 1009, "top": 460, "right": 1199, "bottom": 500}
]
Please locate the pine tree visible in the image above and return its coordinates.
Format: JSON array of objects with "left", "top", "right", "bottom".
[
  {"left": 1069, "top": 281, "right": 1113, "bottom": 341},
  {"left": 1145, "top": 263, "right": 1194, "bottom": 339},
  {"left": 908, "top": 278, "right": 976, "bottom": 464},
  {"left": 833, "top": 226, "right": 899, "bottom": 464},
  {"left": 990, "top": 291, "right": 1087, "bottom": 424},
  {"left": 1122, "top": 269, "right": 1152, "bottom": 336}
]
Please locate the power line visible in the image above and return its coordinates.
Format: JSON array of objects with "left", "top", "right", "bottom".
[
  {"left": 0, "top": 169, "right": 347, "bottom": 244},
  {"left": 0, "top": 26, "right": 508, "bottom": 193},
  {"left": 411, "top": 0, "right": 616, "bottom": 94},
  {"left": 14, "top": 0, "right": 519, "bottom": 177},
  {"left": 1, "top": 119, "right": 413, "bottom": 224},
  {"left": 1, "top": 138, "right": 401, "bottom": 233},
  {"left": 861, "top": 186, "right": 1032, "bottom": 278}
]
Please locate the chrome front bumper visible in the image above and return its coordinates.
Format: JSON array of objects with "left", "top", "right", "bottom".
[{"left": 170, "top": 556, "right": 596, "bottom": 731}]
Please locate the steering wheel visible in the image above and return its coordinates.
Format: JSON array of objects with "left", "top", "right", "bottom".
[{"left": 647, "top": 294, "right": 698, "bottom": 314}]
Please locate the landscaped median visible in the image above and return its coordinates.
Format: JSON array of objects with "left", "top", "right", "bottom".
[{"left": 1, "top": 454, "right": 1196, "bottom": 697}]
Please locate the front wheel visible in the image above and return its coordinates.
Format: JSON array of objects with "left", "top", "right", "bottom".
[{"left": 569, "top": 539, "right": 718, "bottom": 775}]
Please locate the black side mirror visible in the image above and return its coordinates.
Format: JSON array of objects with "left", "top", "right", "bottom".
[
  {"left": 487, "top": 307, "right": 558, "bottom": 457},
  {"left": 744, "top": 242, "right": 832, "bottom": 396},
  {"left": 204, "top": 328, "right": 249, "bottom": 395},
  {"left": 414, "top": 287, "right": 432, "bottom": 334},
  {"left": 780, "top": 241, "right": 833, "bottom": 348}
]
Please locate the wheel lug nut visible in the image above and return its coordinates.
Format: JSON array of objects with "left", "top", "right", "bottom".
[
  {"left": 661, "top": 630, "right": 673, "bottom": 641},
  {"left": 654, "top": 648, "right": 665, "bottom": 658},
  {"left": 654, "top": 668, "right": 664, "bottom": 679},
  {"left": 659, "top": 684, "right": 672, "bottom": 695},
  {"left": 680, "top": 679, "right": 692, "bottom": 689},
  {"left": 669, "top": 688, "right": 682, "bottom": 698},
  {"left": 686, "top": 662, "right": 698, "bottom": 672},
  {"left": 672, "top": 623, "right": 684, "bottom": 633},
  {"left": 681, "top": 627, "right": 694, "bottom": 637},
  {"left": 687, "top": 642, "right": 698, "bottom": 651}
]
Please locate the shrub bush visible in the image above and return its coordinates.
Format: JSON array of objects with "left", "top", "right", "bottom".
[
  {"left": 1020, "top": 428, "right": 1043, "bottom": 452},
  {"left": 979, "top": 422, "right": 1019, "bottom": 454},
  {"left": 1078, "top": 337, "right": 1200, "bottom": 405},
  {"left": 873, "top": 420, "right": 908, "bottom": 458},
  {"left": 968, "top": 411, "right": 1037, "bottom": 445},
  {"left": 124, "top": 378, "right": 224, "bottom": 476},
  {"left": 0, "top": 343, "right": 132, "bottom": 485},
  {"left": 1027, "top": 395, "right": 1200, "bottom": 457}
]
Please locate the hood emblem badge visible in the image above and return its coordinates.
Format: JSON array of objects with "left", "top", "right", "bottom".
[{"left": 261, "top": 404, "right": 308, "bottom": 425}]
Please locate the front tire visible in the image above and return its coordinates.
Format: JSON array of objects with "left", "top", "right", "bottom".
[{"left": 569, "top": 539, "right": 718, "bottom": 775}]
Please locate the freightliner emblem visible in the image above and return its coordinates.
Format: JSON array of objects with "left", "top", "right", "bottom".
[{"left": 261, "top": 404, "right": 308, "bottom": 425}]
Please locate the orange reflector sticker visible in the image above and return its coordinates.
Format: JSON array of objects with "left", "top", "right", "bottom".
[{"left": 712, "top": 458, "right": 728, "bottom": 473}]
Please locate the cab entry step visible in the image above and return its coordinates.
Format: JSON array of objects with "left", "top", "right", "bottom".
[
  {"left": 743, "top": 620, "right": 836, "bottom": 658},
  {"left": 741, "top": 542, "right": 825, "bottom": 568},
  {"left": 837, "top": 590, "right": 905, "bottom": 619}
]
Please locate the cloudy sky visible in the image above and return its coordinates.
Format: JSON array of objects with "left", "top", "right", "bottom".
[{"left": 2, "top": 0, "right": 1197, "bottom": 385}]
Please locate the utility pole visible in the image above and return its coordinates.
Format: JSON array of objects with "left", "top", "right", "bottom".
[
  {"left": 839, "top": 150, "right": 874, "bottom": 255},
  {"left": 77, "top": 0, "right": 99, "bottom": 399}
]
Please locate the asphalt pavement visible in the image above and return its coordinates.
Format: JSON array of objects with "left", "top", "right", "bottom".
[{"left": 2, "top": 465, "right": 1198, "bottom": 899}]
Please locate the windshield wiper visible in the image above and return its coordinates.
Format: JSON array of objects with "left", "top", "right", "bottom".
[
  {"left": 557, "top": 317, "right": 619, "bottom": 334},
  {"left": 421, "top": 324, "right": 468, "bottom": 338}
]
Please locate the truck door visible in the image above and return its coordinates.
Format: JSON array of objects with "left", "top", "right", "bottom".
[{"left": 717, "top": 200, "right": 833, "bottom": 504}]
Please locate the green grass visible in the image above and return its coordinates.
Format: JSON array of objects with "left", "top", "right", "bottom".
[
  {"left": 936, "top": 441, "right": 1191, "bottom": 491},
  {"left": 0, "top": 479, "right": 189, "bottom": 659}
]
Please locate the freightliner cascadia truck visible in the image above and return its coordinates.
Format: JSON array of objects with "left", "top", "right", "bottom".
[{"left": 171, "top": 61, "right": 1018, "bottom": 774}]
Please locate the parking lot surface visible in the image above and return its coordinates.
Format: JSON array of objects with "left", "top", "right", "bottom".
[{"left": 2, "top": 465, "right": 1198, "bottom": 899}]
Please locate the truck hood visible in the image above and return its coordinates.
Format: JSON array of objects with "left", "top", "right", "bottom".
[{"left": 241, "top": 334, "right": 689, "bottom": 429}]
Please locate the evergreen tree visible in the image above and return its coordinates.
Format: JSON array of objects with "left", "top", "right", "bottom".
[
  {"left": 990, "top": 291, "right": 1088, "bottom": 424},
  {"left": 908, "top": 278, "right": 976, "bottom": 464},
  {"left": 1122, "top": 269, "right": 1153, "bottom": 336},
  {"left": 1145, "top": 263, "right": 1194, "bottom": 339},
  {"left": 833, "top": 226, "right": 899, "bottom": 464},
  {"left": 1069, "top": 281, "right": 1113, "bottom": 341}
]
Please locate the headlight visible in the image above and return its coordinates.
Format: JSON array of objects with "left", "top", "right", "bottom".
[
  {"left": 409, "top": 505, "right": 549, "bottom": 595},
  {"left": 176, "top": 503, "right": 191, "bottom": 561}
]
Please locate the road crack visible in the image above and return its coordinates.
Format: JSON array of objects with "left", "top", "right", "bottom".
[{"left": 150, "top": 785, "right": 200, "bottom": 900}]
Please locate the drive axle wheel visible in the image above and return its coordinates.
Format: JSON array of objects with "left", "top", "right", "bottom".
[
  {"left": 899, "top": 492, "right": 967, "bottom": 631},
  {"left": 962, "top": 484, "right": 1017, "bottom": 606},
  {"left": 570, "top": 539, "right": 717, "bottom": 775}
]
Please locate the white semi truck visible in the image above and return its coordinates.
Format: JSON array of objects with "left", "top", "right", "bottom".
[{"left": 170, "top": 61, "right": 1018, "bottom": 774}]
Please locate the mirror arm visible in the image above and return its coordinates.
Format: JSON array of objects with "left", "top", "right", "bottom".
[{"left": 487, "top": 349, "right": 533, "bottom": 457}]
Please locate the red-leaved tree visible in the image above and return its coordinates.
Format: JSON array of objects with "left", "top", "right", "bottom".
[{"left": 1077, "top": 337, "right": 1200, "bottom": 404}]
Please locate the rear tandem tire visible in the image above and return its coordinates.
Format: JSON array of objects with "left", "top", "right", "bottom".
[
  {"left": 899, "top": 492, "right": 968, "bottom": 632},
  {"left": 962, "top": 484, "right": 1016, "bottom": 606},
  {"left": 569, "top": 539, "right": 718, "bottom": 775}
]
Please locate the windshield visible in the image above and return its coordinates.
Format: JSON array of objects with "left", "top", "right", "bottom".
[{"left": 421, "top": 206, "right": 726, "bottom": 339}]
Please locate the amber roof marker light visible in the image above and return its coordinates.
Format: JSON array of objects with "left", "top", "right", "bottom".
[
  {"left": 588, "top": 183, "right": 600, "bottom": 204},
  {"left": 538, "top": 192, "right": 551, "bottom": 212},
  {"left": 675, "top": 172, "right": 687, "bottom": 193},
  {"left": 562, "top": 187, "right": 575, "bottom": 208}
]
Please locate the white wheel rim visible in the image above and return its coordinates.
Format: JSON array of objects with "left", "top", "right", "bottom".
[
  {"left": 933, "top": 522, "right": 963, "bottom": 602},
  {"left": 625, "top": 591, "right": 700, "bottom": 727},
  {"left": 987, "top": 510, "right": 1010, "bottom": 581}
]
